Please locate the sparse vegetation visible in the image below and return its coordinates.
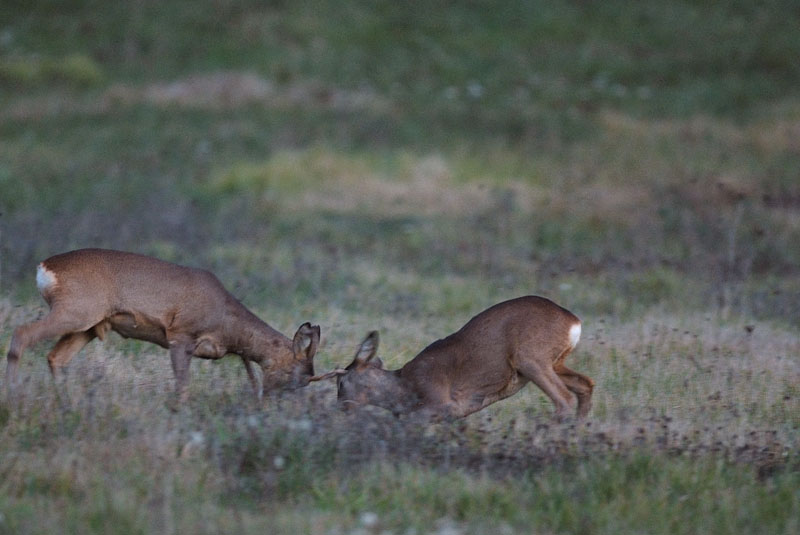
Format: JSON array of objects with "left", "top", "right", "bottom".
[{"left": 1, "top": 1, "right": 798, "bottom": 533}]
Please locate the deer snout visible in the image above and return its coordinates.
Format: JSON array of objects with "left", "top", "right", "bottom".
[
  {"left": 285, "top": 374, "right": 312, "bottom": 391},
  {"left": 279, "top": 361, "right": 316, "bottom": 390},
  {"left": 261, "top": 367, "right": 306, "bottom": 392}
]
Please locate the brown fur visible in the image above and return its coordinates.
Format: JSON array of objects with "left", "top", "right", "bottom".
[
  {"left": 6, "top": 248, "right": 321, "bottom": 401},
  {"left": 338, "top": 296, "right": 594, "bottom": 420}
]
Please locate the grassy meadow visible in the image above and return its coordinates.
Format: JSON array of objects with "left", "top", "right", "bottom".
[{"left": 1, "top": 1, "right": 799, "bottom": 533}]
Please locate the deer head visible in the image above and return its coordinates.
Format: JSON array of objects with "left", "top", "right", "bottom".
[
  {"left": 336, "top": 331, "right": 419, "bottom": 415},
  {"left": 261, "top": 322, "right": 320, "bottom": 392}
]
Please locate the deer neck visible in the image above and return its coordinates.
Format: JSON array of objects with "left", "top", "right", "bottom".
[{"left": 223, "top": 302, "right": 290, "bottom": 364}]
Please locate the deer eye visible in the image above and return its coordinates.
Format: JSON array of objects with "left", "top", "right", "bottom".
[{"left": 338, "top": 375, "right": 350, "bottom": 391}]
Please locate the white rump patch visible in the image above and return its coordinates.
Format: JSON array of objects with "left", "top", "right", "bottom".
[
  {"left": 568, "top": 323, "right": 582, "bottom": 349},
  {"left": 36, "top": 263, "right": 57, "bottom": 294}
]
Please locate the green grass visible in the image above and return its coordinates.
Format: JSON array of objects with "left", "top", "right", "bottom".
[
  {"left": 0, "top": 300, "right": 797, "bottom": 534},
  {"left": 1, "top": 1, "right": 799, "bottom": 533},
  {"left": 306, "top": 458, "right": 799, "bottom": 534}
]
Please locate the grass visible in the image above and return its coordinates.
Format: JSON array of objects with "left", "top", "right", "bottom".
[
  {"left": 1, "top": 1, "right": 799, "bottom": 533},
  {"left": 0, "top": 298, "right": 797, "bottom": 534}
]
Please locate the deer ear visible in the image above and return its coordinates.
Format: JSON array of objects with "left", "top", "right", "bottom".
[
  {"left": 351, "top": 330, "right": 379, "bottom": 368},
  {"left": 292, "top": 322, "right": 320, "bottom": 361}
]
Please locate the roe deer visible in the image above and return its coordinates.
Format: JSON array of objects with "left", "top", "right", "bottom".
[
  {"left": 6, "top": 248, "right": 335, "bottom": 401},
  {"left": 337, "top": 296, "right": 594, "bottom": 420}
]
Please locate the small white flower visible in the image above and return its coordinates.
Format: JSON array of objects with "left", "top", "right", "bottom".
[
  {"left": 360, "top": 512, "right": 379, "bottom": 528},
  {"left": 273, "top": 456, "right": 286, "bottom": 470},
  {"left": 436, "top": 519, "right": 463, "bottom": 535},
  {"left": 592, "top": 73, "right": 610, "bottom": 91},
  {"left": 467, "top": 81, "right": 484, "bottom": 98},
  {"left": 179, "top": 431, "right": 205, "bottom": 458}
]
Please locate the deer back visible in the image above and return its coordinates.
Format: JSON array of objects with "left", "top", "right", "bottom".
[
  {"left": 400, "top": 296, "right": 580, "bottom": 400},
  {"left": 38, "top": 249, "right": 260, "bottom": 344}
]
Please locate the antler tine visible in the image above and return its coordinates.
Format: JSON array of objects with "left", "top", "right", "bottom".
[{"left": 308, "top": 368, "right": 347, "bottom": 382}]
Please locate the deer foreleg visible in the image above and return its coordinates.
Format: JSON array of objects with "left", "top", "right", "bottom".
[
  {"left": 169, "top": 340, "right": 193, "bottom": 405},
  {"left": 241, "top": 357, "right": 261, "bottom": 399}
]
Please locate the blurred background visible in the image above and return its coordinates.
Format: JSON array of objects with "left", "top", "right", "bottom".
[{"left": 1, "top": 0, "right": 798, "bottom": 325}]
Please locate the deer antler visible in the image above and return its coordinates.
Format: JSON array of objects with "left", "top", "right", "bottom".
[{"left": 308, "top": 368, "right": 347, "bottom": 382}]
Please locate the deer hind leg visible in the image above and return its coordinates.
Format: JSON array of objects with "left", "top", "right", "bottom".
[
  {"left": 47, "top": 330, "right": 96, "bottom": 374},
  {"left": 555, "top": 364, "right": 594, "bottom": 419},
  {"left": 44, "top": 330, "right": 96, "bottom": 405},
  {"left": 6, "top": 309, "right": 101, "bottom": 388},
  {"left": 516, "top": 359, "right": 576, "bottom": 420}
]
